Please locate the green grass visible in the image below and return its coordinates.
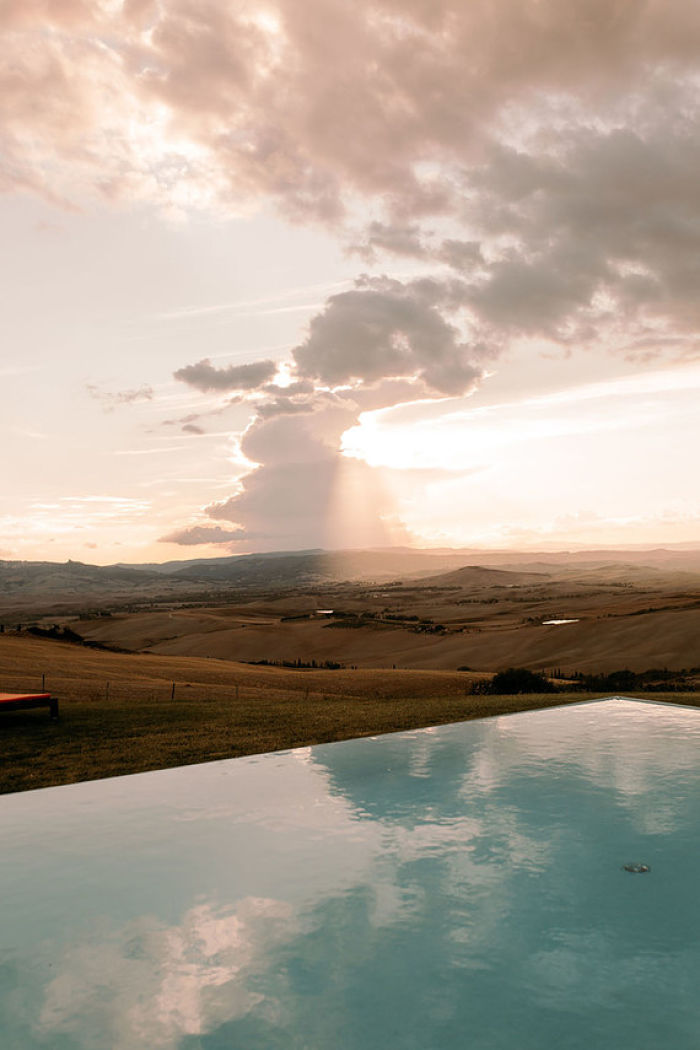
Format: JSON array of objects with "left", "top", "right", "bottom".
[{"left": 2, "top": 635, "right": 698, "bottom": 794}]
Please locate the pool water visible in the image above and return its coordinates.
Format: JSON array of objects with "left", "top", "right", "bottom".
[{"left": 2, "top": 697, "right": 700, "bottom": 1049}]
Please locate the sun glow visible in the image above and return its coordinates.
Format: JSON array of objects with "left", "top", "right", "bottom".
[
  {"left": 343, "top": 362, "right": 700, "bottom": 472},
  {"left": 339, "top": 361, "right": 700, "bottom": 548}
]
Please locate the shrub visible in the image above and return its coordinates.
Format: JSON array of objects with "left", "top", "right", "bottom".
[{"left": 488, "top": 668, "right": 556, "bottom": 694}]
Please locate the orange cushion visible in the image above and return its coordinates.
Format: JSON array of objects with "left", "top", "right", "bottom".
[{"left": 0, "top": 692, "right": 51, "bottom": 703}]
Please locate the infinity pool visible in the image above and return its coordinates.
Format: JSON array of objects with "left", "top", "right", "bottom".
[{"left": 2, "top": 698, "right": 700, "bottom": 1048}]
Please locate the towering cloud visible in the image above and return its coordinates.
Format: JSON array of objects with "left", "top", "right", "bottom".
[
  {"left": 6, "top": 0, "right": 700, "bottom": 549},
  {"left": 173, "top": 275, "right": 485, "bottom": 546}
]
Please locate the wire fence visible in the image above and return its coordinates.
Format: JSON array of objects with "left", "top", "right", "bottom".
[{"left": 0, "top": 672, "right": 257, "bottom": 706}]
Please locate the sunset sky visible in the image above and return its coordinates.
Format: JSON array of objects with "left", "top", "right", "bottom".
[{"left": 3, "top": 0, "right": 700, "bottom": 564}]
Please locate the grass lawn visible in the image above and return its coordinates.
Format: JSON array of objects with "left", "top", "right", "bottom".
[{"left": 2, "top": 635, "right": 698, "bottom": 794}]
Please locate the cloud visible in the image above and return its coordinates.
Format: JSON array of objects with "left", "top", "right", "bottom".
[
  {"left": 203, "top": 403, "right": 405, "bottom": 549},
  {"left": 205, "top": 455, "right": 402, "bottom": 550},
  {"left": 36, "top": 898, "right": 296, "bottom": 1050},
  {"left": 161, "top": 406, "right": 235, "bottom": 432},
  {"left": 254, "top": 397, "right": 315, "bottom": 419},
  {"left": 166, "top": 84, "right": 700, "bottom": 546},
  {"left": 449, "top": 115, "right": 700, "bottom": 349},
  {"left": 8, "top": 1, "right": 700, "bottom": 358},
  {"left": 11, "top": 1, "right": 700, "bottom": 550},
  {"left": 170, "top": 260, "right": 495, "bottom": 547},
  {"left": 5, "top": 0, "right": 700, "bottom": 219},
  {"left": 262, "top": 379, "right": 315, "bottom": 396},
  {"left": 173, "top": 359, "right": 277, "bottom": 392},
  {"left": 86, "top": 384, "right": 154, "bottom": 411},
  {"left": 169, "top": 270, "right": 487, "bottom": 551},
  {"left": 438, "top": 239, "right": 484, "bottom": 273},
  {"left": 292, "top": 276, "right": 483, "bottom": 396},
  {"left": 159, "top": 524, "right": 248, "bottom": 545},
  {"left": 349, "top": 221, "right": 428, "bottom": 262}
]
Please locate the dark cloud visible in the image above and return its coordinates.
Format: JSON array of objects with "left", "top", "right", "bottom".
[
  {"left": 349, "top": 221, "right": 428, "bottom": 262},
  {"left": 174, "top": 358, "right": 277, "bottom": 392},
  {"left": 444, "top": 114, "right": 700, "bottom": 348},
  {"left": 181, "top": 422, "right": 204, "bottom": 434},
  {"left": 292, "top": 277, "right": 483, "bottom": 396},
  {"left": 438, "top": 240, "right": 484, "bottom": 273}
]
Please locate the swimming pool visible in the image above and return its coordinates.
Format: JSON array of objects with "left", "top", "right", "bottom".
[{"left": 2, "top": 697, "right": 699, "bottom": 1048}]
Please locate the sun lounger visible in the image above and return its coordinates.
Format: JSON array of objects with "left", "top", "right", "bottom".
[{"left": 0, "top": 692, "right": 58, "bottom": 720}]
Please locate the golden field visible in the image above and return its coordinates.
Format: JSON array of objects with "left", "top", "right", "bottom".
[{"left": 75, "top": 560, "right": 700, "bottom": 675}]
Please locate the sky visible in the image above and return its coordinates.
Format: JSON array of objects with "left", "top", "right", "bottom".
[{"left": 3, "top": 0, "right": 700, "bottom": 564}]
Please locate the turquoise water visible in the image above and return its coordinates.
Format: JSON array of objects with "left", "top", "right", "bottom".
[{"left": 2, "top": 697, "right": 700, "bottom": 1048}]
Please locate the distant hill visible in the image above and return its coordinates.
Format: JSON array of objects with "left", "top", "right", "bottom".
[
  {"left": 114, "top": 549, "right": 328, "bottom": 575},
  {"left": 166, "top": 549, "right": 477, "bottom": 586},
  {"left": 0, "top": 549, "right": 475, "bottom": 614},
  {"left": 3, "top": 544, "right": 700, "bottom": 615},
  {"left": 0, "top": 559, "right": 226, "bottom": 615},
  {"left": 447, "top": 547, "right": 700, "bottom": 574},
  {"left": 412, "top": 564, "right": 549, "bottom": 588}
]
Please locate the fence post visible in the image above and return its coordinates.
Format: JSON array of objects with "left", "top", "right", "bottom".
[{"left": 171, "top": 682, "right": 176, "bottom": 700}]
